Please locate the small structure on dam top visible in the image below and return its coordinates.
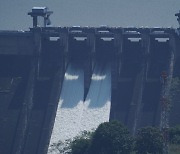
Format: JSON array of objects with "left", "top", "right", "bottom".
[
  {"left": 28, "top": 7, "right": 53, "bottom": 28},
  {"left": 0, "top": 7, "right": 180, "bottom": 154}
]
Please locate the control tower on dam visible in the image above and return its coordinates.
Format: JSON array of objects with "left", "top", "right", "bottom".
[{"left": 0, "top": 7, "right": 180, "bottom": 154}]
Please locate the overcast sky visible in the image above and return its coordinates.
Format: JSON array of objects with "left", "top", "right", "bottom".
[{"left": 0, "top": 0, "right": 180, "bottom": 30}]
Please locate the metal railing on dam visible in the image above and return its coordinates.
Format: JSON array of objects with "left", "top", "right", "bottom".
[{"left": 0, "top": 26, "right": 180, "bottom": 154}]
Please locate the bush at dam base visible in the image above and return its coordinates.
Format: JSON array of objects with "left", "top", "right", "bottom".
[
  {"left": 169, "top": 144, "right": 180, "bottom": 154},
  {"left": 88, "top": 121, "right": 133, "bottom": 154},
  {"left": 50, "top": 120, "right": 133, "bottom": 154},
  {"left": 134, "top": 127, "right": 163, "bottom": 154},
  {"left": 49, "top": 121, "right": 180, "bottom": 154}
]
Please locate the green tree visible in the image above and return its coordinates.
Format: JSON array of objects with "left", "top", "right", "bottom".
[
  {"left": 169, "top": 125, "right": 180, "bottom": 144},
  {"left": 168, "top": 77, "right": 180, "bottom": 145},
  {"left": 88, "top": 120, "right": 133, "bottom": 154},
  {"left": 135, "top": 127, "right": 163, "bottom": 154},
  {"left": 50, "top": 121, "right": 134, "bottom": 154},
  {"left": 49, "top": 131, "right": 92, "bottom": 154},
  {"left": 49, "top": 139, "right": 72, "bottom": 154},
  {"left": 70, "top": 131, "right": 92, "bottom": 154}
]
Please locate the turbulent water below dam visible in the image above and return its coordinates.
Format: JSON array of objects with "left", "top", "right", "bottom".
[{"left": 49, "top": 61, "right": 111, "bottom": 148}]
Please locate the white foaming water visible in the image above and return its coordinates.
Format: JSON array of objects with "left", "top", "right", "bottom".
[
  {"left": 49, "top": 63, "right": 84, "bottom": 145},
  {"left": 49, "top": 62, "right": 111, "bottom": 153},
  {"left": 80, "top": 63, "right": 111, "bottom": 133}
]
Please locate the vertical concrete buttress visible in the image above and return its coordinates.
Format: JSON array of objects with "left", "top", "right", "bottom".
[
  {"left": 131, "top": 32, "right": 151, "bottom": 134},
  {"left": 110, "top": 30, "right": 123, "bottom": 120},
  {"left": 37, "top": 30, "right": 65, "bottom": 154},
  {"left": 84, "top": 32, "right": 95, "bottom": 100}
]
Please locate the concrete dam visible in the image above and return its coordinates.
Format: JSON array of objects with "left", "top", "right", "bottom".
[{"left": 1, "top": 7, "right": 180, "bottom": 154}]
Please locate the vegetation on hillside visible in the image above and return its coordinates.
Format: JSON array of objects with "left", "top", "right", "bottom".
[
  {"left": 134, "top": 127, "right": 163, "bottom": 154},
  {"left": 88, "top": 121, "right": 133, "bottom": 154}
]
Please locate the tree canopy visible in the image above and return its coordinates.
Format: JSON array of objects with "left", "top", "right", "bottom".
[
  {"left": 70, "top": 131, "right": 92, "bottom": 154},
  {"left": 135, "top": 127, "right": 163, "bottom": 154},
  {"left": 169, "top": 125, "right": 180, "bottom": 144},
  {"left": 88, "top": 120, "right": 133, "bottom": 154},
  {"left": 50, "top": 122, "right": 176, "bottom": 154}
]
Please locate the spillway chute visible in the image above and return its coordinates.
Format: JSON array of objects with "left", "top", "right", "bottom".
[
  {"left": 49, "top": 61, "right": 84, "bottom": 147},
  {"left": 49, "top": 61, "right": 112, "bottom": 153}
]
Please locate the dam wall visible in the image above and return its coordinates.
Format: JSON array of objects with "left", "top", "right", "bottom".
[{"left": 0, "top": 27, "right": 179, "bottom": 154}]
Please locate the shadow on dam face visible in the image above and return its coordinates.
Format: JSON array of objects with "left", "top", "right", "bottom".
[{"left": 0, "top": 55, "right": 32, "bottom": 154}]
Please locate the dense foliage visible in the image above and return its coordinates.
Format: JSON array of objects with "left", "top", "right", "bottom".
[
  {"left": 70, "top": 131, "right": 92, "bottom": 154},
  {"left": 50, "top": 123, "right": 180, "bottom": 154},
  {"left": 135, "top": 127, "right": 163, "bottom": 154},
  {"left": 88, "top": 121, "right": 133, "bottom": 154},
  {"left": 69, "top": 121, "right": 134, "bottom": 154},
  {"left": 169, "top": 125, "right": 180, "bottom": 144}
]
